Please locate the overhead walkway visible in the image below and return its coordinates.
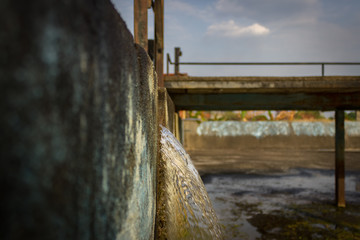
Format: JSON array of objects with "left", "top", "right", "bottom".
[
  {"left": 164, "top": 49, "right": 360, "bottom": 207},
  {"left": 164, "top": 75, "right": 360, "bottom": 110},
  {"left": 165, "top": 48, "right": 360, "bottom": 111}
]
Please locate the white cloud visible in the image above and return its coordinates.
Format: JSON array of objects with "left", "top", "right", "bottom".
[
  {"left": 206, "top": 20, "right": 270, "bottom": 38},
  {"left": 213, "top": 0, "right": 321, "bottom": 28}
]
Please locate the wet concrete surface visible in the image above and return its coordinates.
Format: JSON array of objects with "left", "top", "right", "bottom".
[
  {"left": 189, "top": 149, "right": 360, "bottom": 175},
  {"left": 189, "top": 149, "right": 360, "bottom": 239}
]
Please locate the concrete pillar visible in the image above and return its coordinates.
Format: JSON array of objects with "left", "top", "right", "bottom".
[
  {"left": 335, "top": 110, "right": 346, "bottom": 207},
  {"left": 178, "top": 114, "right": 184, "bottom": 145},
  {"left": 174, "top": 112, "right": 180, "bottom": 141}
]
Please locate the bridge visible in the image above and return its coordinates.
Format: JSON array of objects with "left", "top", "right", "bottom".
[
  {"left": 165, "top": 50, "right": 360, "bottom": 111},
  {"left": 165, "top": 75, "right": 360, "bottom": 110},
  {"left": 163, "top": 49, "right": 360, "bottom": 208}
]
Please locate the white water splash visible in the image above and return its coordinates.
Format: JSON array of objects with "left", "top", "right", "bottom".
[{"left": 159, "top": 125, "right": 223, "bottom": 239}]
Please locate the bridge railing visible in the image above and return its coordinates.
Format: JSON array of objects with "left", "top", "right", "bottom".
[{"left": 166, "top": 48, "right": 360, "bottom": 77}]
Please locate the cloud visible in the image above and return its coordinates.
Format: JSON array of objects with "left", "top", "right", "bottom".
[
  {"left": 213, "top": 0, "right": 321, "bottom": 26},
  {"left": 206, "top": 20, "right": 270, "bottom": 38}
]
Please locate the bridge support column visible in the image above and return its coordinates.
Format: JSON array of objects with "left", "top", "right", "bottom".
[
  {"left": 134, "top": 0, "right": 150, "bottom": 51},
  {"left": 335, "top": 110, "right": 345, "bottom": 207},
  {"left": 154, "top": 0, "right": 164, "bottom": 87}
]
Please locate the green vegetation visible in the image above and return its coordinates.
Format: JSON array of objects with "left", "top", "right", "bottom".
[
  {"left": 187, "top": 110, "right": 358, "bottom": 122},
  {"left": 293, "top": 111, "right": 325, "bottom": 120},
  {"left": 345, "top": 111, "right": 356, "bottom": 121}
]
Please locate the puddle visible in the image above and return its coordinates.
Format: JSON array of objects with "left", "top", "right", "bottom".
[{"left": 203, "top": 169, "right": 360, "bottom": 239}]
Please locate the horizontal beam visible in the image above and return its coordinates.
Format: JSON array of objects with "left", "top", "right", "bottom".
[
  {"left": 170, "top": 92, "right": 360, "bottom": 111},
  {"left": 165, "top": 76, "right": 360, "bottom": 94}
]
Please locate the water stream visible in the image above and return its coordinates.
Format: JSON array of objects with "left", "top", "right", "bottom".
[{"left": 157, "top": 125, "right": 223, "bottom": 239}]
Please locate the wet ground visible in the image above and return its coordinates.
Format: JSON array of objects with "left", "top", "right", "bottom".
[{"left": 189, "top": 150, "right": 360, "bottom": 239}]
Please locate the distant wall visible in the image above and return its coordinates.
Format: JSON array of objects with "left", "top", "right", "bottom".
[
  {"left": 0, "top": 1, "right": 157, "bottom": 240},
  {"left": 184, "top": 120, "right": 360, "bottom": 150}
]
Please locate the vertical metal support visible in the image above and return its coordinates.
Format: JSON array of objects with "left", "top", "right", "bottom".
[
  {"left": 178, "top": 113, "right": 184, "bottom": 144},
  {"left": 321, "top": 64, "right": 325, "bottom": 77},
  {"left": 134, "top": 0, "right": 148, "bottom": 51},
  {"left": 154, "top": 0, "right": 164, "bottom": 87},
  {"left": 166, "top": 53, "right": 170, "bottom": 75},
  {"left": 174, "top": 47, "right": 182, "bottom": 75},
  {"left": 335, "top": 110, "right": 346, "bottom": 207},
  {"left": 148, "top": 39, "right": 155, "bottom": 61}
]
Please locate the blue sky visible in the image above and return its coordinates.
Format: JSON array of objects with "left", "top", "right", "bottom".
[{"left": 111, "top": 0, "right": 360, "bottom": 76}]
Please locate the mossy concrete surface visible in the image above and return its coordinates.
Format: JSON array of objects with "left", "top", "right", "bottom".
[{"left": 0, "top": 1, "right": 157, "bottom": 239}]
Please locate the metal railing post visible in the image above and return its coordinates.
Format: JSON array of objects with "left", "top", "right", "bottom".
[
  {"left": 166, "top": 53, "right": 170, "bottom": 75},
  {"left": 322, "top": 64, "right": 325, "bottom": 76},
  {"left": 174, "top": 47, "right": 182, "bottom": 75}
]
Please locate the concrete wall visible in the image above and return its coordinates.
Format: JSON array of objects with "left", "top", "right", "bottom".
[
  {"left": 184, "top": 120, "right": 360, "bottom": 150},
  {"left": 158, "top": 88, "right": 176, "bottom": 132},
  {"left": 0, "top": 1, "right": 157, "bottom": 240}
]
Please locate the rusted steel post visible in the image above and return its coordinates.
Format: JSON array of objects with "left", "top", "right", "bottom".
[
  {"left": 166, "top": 53, "right": 170, "bottom": 75},
  {"left": 335, "top": 110, "right": 345, "bottom": 207},
  {"left": 155, "top": 0, "right": 164, "bottom": 87},
  {"left": 175, "top": 47, "right": 182, "bottom": 75},
  {"left": 134, "top": 0, "right": 148, "bottom": 51},
  {"left": 148, "top": 39, "right": 154, "bottom": 61}
]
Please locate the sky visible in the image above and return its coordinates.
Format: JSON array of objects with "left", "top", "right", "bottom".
[{"left": 111, "top": 0, "right": 360, "bottom": 76}]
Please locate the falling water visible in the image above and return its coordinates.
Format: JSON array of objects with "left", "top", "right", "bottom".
[{"left": 157, "top": 125, "right": 223, "bottom": 239}]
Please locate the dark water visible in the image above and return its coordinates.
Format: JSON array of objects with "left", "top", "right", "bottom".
[{"left": 203, "top": 169, "right": 360, "bottom": 240}]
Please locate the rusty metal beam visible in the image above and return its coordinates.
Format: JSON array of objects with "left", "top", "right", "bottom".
[
  {"left": 154, "top": 0, "right": 164, "bottom": 87},
  {"left": 134, "top": 0, "right": 148, "bottom": 51},
  {"left": 335, "top": 110, "right": 346, "bottom": 207}
]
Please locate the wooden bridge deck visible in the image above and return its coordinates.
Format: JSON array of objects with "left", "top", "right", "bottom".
[{"left": 164, "top": 75, "right": 360, "bottom": 110}]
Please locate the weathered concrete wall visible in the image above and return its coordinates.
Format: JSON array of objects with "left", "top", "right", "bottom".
[
  {"left": 0, "top": 1, "right": 157, "bottom": 240},
  {"left": 157, "top": 88, "right": 182, "bottom": 142},
  {"left": 158, "top": 88, "right": 176, "bottom": 132},
  {"left": 184, "top": 120, "right": 360, "bottom": 150}
]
